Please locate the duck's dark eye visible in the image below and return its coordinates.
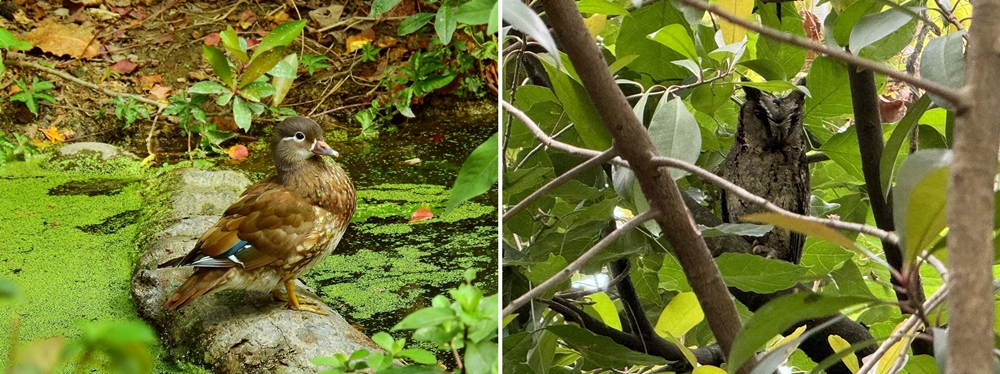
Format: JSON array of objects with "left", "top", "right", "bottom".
[{"left": 294, "top": 132, "right": 305, "bottom": 141}]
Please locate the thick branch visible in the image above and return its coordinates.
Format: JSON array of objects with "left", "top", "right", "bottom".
[
  {"left": 539, "top": 0, "right": 750, "bottom": 371},
  {"left": 502, "top": 210, "right": 657, "bottom": 317},
  {"left": 672, "top": 0, "right": 964, "bottom": 107},
  {"left": 946, "top": 1, "right": 1000, "bottom": 371}
]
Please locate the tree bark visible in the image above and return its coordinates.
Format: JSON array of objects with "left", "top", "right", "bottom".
[{"left": 947, "top": 3, "right": 999, "bottom": 371}]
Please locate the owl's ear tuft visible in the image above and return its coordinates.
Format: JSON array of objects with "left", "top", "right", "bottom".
[{"left": 742, "top": 85, "right": 763, "bottom": 101}]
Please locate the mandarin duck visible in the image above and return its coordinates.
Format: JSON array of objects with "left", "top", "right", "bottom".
[{"left": 160, "top": 116, "right": 356, "bottom": 314}]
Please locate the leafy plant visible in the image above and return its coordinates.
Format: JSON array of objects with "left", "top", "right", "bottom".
[
  {"left": 313, "top": 269, "right": 498, "bottom": 373},
  {"left": 0, "top": 27, "right": 32, "bottom": 76},
  {"left": 109, "top": 95, "right": 151, "bottom": 128},
  {"left": 10, "top": 77, "right": 56, "bottom": 116},
  {"left": 163, "top": 92, "right": 236, "bottom": 155},
  {"left": 300, "top": 53, "right": 331, "bottom": 75},
  {"left": 0, "top": 131, "right": 39, "bottom": 163},
  {"left": 360, "top": 43, "right": 381, "bottom": 62},
  {"left": 189, "top": 20, "right": 306, "bottom": 131}
]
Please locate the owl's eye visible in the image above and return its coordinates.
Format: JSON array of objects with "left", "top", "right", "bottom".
[{"left": 294, "top": 132, "right": 305, "bottom": 141}]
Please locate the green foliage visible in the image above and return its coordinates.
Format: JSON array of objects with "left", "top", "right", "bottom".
[
  {"left": 189, "top": 20, "right": 306, "bottom": 131},
  {"left": 445, "top": 133, "right": 498, "bottom": 215},
  {"left": 163, "top": 92, "right": 236, "bottom": 155},
  {"left": 10, "top": 77, "right": 56, "bottom": 116},
  {"left": 0, "top": 130, "right": 39, "bottom": 163},
  {"left": 299, "top": 53, "right": 331, "bottom": 75},
  {"left": 0, "top": 27, "right": 32, "bottom": 76},
  {"left": 360, "top": 43, "right": 381, "bottom": 62},
  {"left": 313, "top": 270, "right": 498, "bottom": 373},
  {"left": 109, "top": 95, "right": 151, "bottom": 128}
]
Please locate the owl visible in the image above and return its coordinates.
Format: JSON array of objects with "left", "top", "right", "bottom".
[{"left": 722, "top": 84, "right": 809, "bottom": 264}]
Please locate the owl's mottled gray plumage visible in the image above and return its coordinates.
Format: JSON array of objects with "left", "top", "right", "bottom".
[{"left": 722, "top": 85, "right": 809, "bottom": 264}]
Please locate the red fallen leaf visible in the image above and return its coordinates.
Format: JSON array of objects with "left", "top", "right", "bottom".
[
  {"left": 204, "top": 32, "right": 220, "bottom": 46},
  {"left": 153, "top": 33, "right": 173, "bottom": 44},
  {"left": 226, "top": 144, "right": 249, "bottom": 160},
  {"left": 409, "top": 205, "right": 434, "bottom": 222},
  {"left": 109, "top": 59, "right": 137, "bottom": 75}
]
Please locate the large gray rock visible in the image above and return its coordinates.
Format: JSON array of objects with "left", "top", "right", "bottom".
[
  {"left": 131, "top": 168, "right": 378, "bottom": 373},
  {"left": 58, "top": 142, "right": 140, "bottom": 160}
]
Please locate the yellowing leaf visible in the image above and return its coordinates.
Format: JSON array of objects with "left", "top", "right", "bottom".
[
  {"left": 743, "top": 212, "right": 858, "bottom": 252},
  {"left": 654, "top": 292, "right": 704, "bottom": 338},
  {"left": 716, "top": 0, "right": 753, "bottom": 44},
  {"left": 772, "top": 325, "right": 807, "bottom": 349},
  {"left": 346, "top": 33, "right": 373, "bottom": 53},
  {"left": 692, "top": 365, "right": 726, "bottom": 374},
  {"left": 23, "top": 19, "right": 99, "bottom": 59},
  {"left": 828, "top": 334, "right": 860, "bottom": 373},
  {"left": 589, "top": 292, "right": 622, "bottom": 330},
  {"left": 582, "top": 13, "right": 606, "bottom": 38},
  {"left": 39, "top": 125, "right": 64, "bottom": 143}
]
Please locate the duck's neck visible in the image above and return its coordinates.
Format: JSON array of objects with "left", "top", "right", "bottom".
[{"left": 277, "top": 157, "right": 356, "bottom": 218}]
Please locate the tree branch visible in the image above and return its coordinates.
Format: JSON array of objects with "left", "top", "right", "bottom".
[
  {"left": 672, "top": 0, "right": 965, "bottom": 108},
  {"left": 503, "top": 147, "right": 618, "bottom": 224},
  {"left": 858, "top": 285, "right": 948, "bottom": 374},
  {"left": 502, "top": 210, "right": 657, "bottom": 317},
  {"left": 7, "top": 58, "right": 167, "bottom": 110}
]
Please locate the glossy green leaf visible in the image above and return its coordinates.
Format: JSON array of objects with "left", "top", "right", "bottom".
[
  {"left": 399, "top": 13, "right": 435, "bottom": 35},
  {"left": 219, "top": 26, "right": 248, "bottom": 63},
  {"left": 658, "top": 254, "right": 692, "bottom": 292},
  {"left": 398, "top": 348, "right": 437, "bottom": 364},
  {"left": 615, "top": 1, "right": 689, "bottom": 81},
  {"left": 738, "top": 59, "right": 787, "bottom": 81},
  {"left": 232, "top": 97, "right": 251, "bottom": 131},
  {"left": 189, "top": 80, "right": 229, "bottom": 95},
  {"left": 647, "top": 24, "right": 698, "bottom": 62},
  {"left": 727, "top": 293, "right": 876, "bottom": 373},
  {"left": 654, "top": 292, "right": 703, "bottom": 338},
  {"left": 538, "top": 59, "right": 612, "bottom": 150},
  {"left": 254, "top": 20, "right": 306, "bottom": 59},
  {"left": 880, "top": 94, "right": 932, "bottom": 199},
  {"left": 805, "top": 57, "right": 853, "bottom": 121},
  {"left": 455, "top": 0, "right": 495, "bottom": 24},
  {"left": 717, "top": 252, "right": 807, "bottom": 293},
  {"left": 371, "top": 332, "right": 394, "bottom": 351},
  {"left": 920, "top": 31, "right": 966, "bottom": 110},
  {"left": 851, "top": 6, "right": 920, "bottom": 53},
  {"left": 893, "top": 149, "right": 951, "bottom": 267},
  {"left": 270, "top": 54, "right": 298, "bottom": 106},
  {"left": 487, "top": 1, "right": 498, "bottom": 34},
  {"left": 371, "top": 0, "right": 401, "bottom": 16},
  {"left": 504, "top": 0, "right": 559, "bottom": 63},
  {"left": 435, "top": 6, "right": 457, "bottom": 45},
  {"left": 576, "top": 0, "right": 628, "bottom": 14},
  {"left": 240, "top": 47, "right": 285, "bottom": 88},
  {"left": 589, "top": 292, "right": 622, "bottom": 330},
  {"left": 647, "top": 97, "right": 701, "bottom": 180},
  {"left": 445, "top": 133, "right": 498, "bottom": 215},
  {"left": 820, "top": 126, "right": 865, "bottom": 182},
  {"left": 800, "top": 238, "right": 854, "bottom": 278},
  {"left": 464, "top": 340, "right": 498, "bottom": 373},
  {"left": 756, "top": 3, "right": 805, "bottom": 78},
  {"left": 239, "top": 81, "right": 276, "bottom": 102},
  {"left": 832, "top": 1, "right": 881, "bottom": 47},
  {"left": 903, "top": 355, "right": 939, "bottom": 374},
  {"left": 393, "top": 307, "right": 457, "bottom": 330},
  {"left": 547, "top": 325, "right": 669, "bottom": 367},
  {"left": 0, "top": 28, "right": 31, "bottom": 50}
]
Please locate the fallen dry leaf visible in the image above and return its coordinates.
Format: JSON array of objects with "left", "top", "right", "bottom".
[
  {"left": 109, "top": 59, "right": 138, "bottom": 75},
  {"left": 409, "top": 205, "right": 434, "bottom": 222},
  {"left": 153, "top": 33, "right": 173, "bottom": 44},
  {"left": 347, "top": 28, "right": 376, "bottom": 53},
  {"left": 149, "top": 84, "right": 171, "bottom": 100},
  {"left": 204, "top": 32, "right": 220, "bottom": 46},
  {"left": 39, "top": 125, "right": 65, "bottom": 143},
  {"left": 24, "top": 18, "right": 100, "bottom": 59},
  {"left": 269, "top": 10, "right": 291, "bottom": 25},
  {"left": 238, "top": 9, "right": 257, "bottom": 29},
  {"left": 139, "top": 74, "right": 162, "bottom": 91},
  {"left": 309, "top": 4, "right": 344, "bottom": 27},
  {"left": 225, "top": 144, "right": 249, "bottom": 160}
]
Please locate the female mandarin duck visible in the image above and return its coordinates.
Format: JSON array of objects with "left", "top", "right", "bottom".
[{"left": 161, "top": 116, "right": 356, "bottom": 314}]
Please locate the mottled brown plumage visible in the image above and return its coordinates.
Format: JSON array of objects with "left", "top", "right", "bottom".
[
  {"left": 161, "top": 116, "right": 356, "bottom": 314},
  {"left": 722, "top": 85, "right": 809, "bottom": 263}
]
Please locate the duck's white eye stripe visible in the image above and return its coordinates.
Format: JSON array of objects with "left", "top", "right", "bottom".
[{"left": 283, "top": 132, "right": 307, "bottom": 142}]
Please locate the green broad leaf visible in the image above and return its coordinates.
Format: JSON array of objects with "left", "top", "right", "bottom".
[
  {"left": 349, "top": 349, "right": 369, "bottom": 361},
  {"left": 487, "top": 0, "right": 498, "bottom": 34},
  {"left": 647, "top": 97, "right": 701, "bottom": 180},
  {"left": 547, "top": 325, "right": 669, "bottom": 367},
  {"left": 239, "top": 81, "right": 276, "bottom": 102},
  {"left": 372, "top": 332, "right": 395, "bottom": 352},
  {"left": 819, "top": 126, "right": 865, "bottom": 182},
  {"left": 576, "top": 0, "right": 629, "bottom": 15},
  {"left": 240, "top": 47, "right": 286, "bottom": 88},
  {"left": 832, "top": 1, "right": 881, "bottom": 47},
  {"left": 902, "top": 355, "right": 939, "bottom": 374},
  {"left": 738, "top": 59, "right": 787, "bottom": 81},
  {"left": 920, "top": 31, "right": 966, "bottom": 110},
  {"left": 716, "top": 252, "right": 807, "bottom": 293},
  {"left": 435, "top": 6, "right": 457, "bottom": 45},
  {"left": 654, "top": 292, "right": 703, "bottom": 338},
  {"left": 219, "top": 26, "right": 248, "bottom": 63},
  {"left": 32, "top": 79, "right": 54, "bottom": 91},
  {"left": 804, "top": 57, "right": 853, "bottom": 121},
  {"left": 200, "top": 127, "right": 236, "bottom": 147},
  {"left": 444, "top": 133, "right": 498, "bottom": 215},
  {"left": 615, "top": 1, "right": 689, "bottom": 81},
  {"left": 215, "top": 91, "right": 234, "bottom": 106},
  {"left": 799, "top": 238, "right": 854, "bottom": 278},
  {"left": 310, "top": 356, "right": 343, "bottom": 366},
  {"left": 254, "top": 20, "right": 306, "bottom": 60},
  {"left": 465, "top": 340, "right": 498, "bottom": 374},
  {"left": 523, "top": 254, "right": 568, "bottom": 296},
  {"left": 232, "top": 97, "right": 252, "bottom": 131},
  {"left": 503, "top": 0, "right": 559, "bottom": 62},
  {"left": 856, "top": 12, "right": 917, "bottom": 61},
  {"left": 737, "top": 80, "right": 797, "bottom": 93},
  {"left": 700, "top": 223, "right": 773, "bottom": 238},
  {"left": 727, "top": 293, "right": 876, "bottom": 374},
  {"left": 757, "top": 2, "right": 805, "bottom": 78},
  {"left": 202, "top": 45, "right": 233, "bottom": 88},
  {"left": 608, "top": 54, "right": 638, "bottom": 75},
  {"left": 367, "top": 352, "right": 391, "bottom": 371},
  {"left": 893, "top": 149, "right": 951, "bottom": 267},
  {"left": 589, "top": 292, "right": 621, "bottom": 330},
  {"left": 398, "top": 349, "right": 437, "bottom": 365},
  {"left": 189, "top": 80, "right": 229, "bottom": 95},
  {"left": 850, "top": 7, "right": 920, "bottom": 54},
  {"left": 399, "top": 13, "right": 435, "bottom": 35},
  {"left": 454, "top": 0, "right": 496, "bottom": 24},
  {"left": 371, "top": 0, "right": 402, "bottom": 17},
  {"left": 742, "top": 213, "right": 858, "bottom": 252},
  {"left": 538, "top": 58, "right": 612, "bottom": 150},
  {"left": 270, "top": 54, "right": 298, "bottom": 107},
  {"left": 880, "top": 94, "right": 932, "bottom": 199},
  {"left": 0, "top": 28, "right": 31, "bottom": 50},
  {"left": 647, "top": 24, "right": 698, "bottom": 62},
  {"left": 658, "top": 254, "right": 692, "bottom": 292},
  {"left": 393, "top": 307, "right": 456, "bottom": 330}
]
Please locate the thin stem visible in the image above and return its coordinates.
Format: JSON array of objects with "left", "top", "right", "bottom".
[
  {"left": 502, "top": 210, "right": 658, "bottom": 317},
  {"left": 857, "top": 285, "right": 948, "bottom": 373},
  {"left": 7, "top": 59, "right": 167, "bottom": 110},
  {"left": 674, "top": 0, "right": 965, "bottom": 108},
  {"left": 503, "top": 148, "right": 618, "bottom": 224}
]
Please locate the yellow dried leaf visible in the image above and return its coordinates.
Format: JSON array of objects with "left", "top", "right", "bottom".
[
  {"left": 39, "top": 125, "right": 65, "bottom": 143},
  {"left": 346, "top": 34, "right": 372, "bottom": 53},
  {"left": 716, "top": 0, "right": 753, "bottom": 44},
  {"left": 583, "top": 13, "right": 605, "bottom": 39},
  {"left": 23, "top": 19, "right": 99, "bottom": 59}
]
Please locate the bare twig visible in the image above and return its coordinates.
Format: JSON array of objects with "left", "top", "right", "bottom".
[
  {"left": 930, "top": 0, "right": 966, "bottom": 33},
  {"left": 7, "top": 59, "right": 167, "bottom": 110},
  {"left": 673, "top": 0, "right": 965, "bottom": 108},
  {"left": 502, "top": 210, "right": 658, "bottom": 317},
  {"left": 857, "top": 285, "right": 948, "bottom": 373},
  {"left": 503, "top": 148, "right": 618, "bottom": 223}
]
